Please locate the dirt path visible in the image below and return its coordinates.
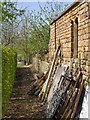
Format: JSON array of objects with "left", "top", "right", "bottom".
[{"left": 3, "top": 67, "right": 46, "bottom": 119}]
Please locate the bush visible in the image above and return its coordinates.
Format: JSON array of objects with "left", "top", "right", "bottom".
[{"left": 2, "top": 46, "right": 17, "bottom": 116}]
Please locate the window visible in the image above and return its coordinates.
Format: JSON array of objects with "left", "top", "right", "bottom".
[
  {"left": 71, "top": 20, "right": 74, "bottom": 58},
  {"left": 74, "top": 18, "right": 78, "bottom": 58},
  {"left": 71, "top": 18, "right": 78, "bottom": 58}
]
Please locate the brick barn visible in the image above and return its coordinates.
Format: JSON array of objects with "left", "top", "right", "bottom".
[{"left": 49, "top": 1, "right": 90, "bottom": 83}]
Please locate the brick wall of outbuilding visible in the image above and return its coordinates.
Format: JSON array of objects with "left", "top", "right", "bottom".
[{"left": 49, "top": 1, "right": 90, "bottom": 82}]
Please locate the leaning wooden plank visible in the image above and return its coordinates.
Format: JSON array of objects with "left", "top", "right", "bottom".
[
  {"left": 47, "top": 66, "right": 66, "bottom": 103},
  {"left": 47, "top": 75, "right": 71, "bottom": 119},
  {"left": 61, "top": 88, "right": 78, "bottom": 119},
  {"left": 44, "top": 63, "right": 69, "bottom": 102},
  {"left": 53, "top": 69, "right": 82, "bottom": 119},
  {"left": 34, "top": 71, "right": 48, "bottom": 87},
  {"left": 43, "top": 58, "right": 60, "bottom": 101},
  {"left": 35, "top": 81, "right": 44, "bottom": 90},
  {"left": 70, "top": 78, "right": 84, "bottom": 118},
  {"left": 39, "top": 45, "right": 61, "bottom": 99},
  {"left": 74, "top": 71, "right": 82, "bottom": 88},
  {"left": 60, "top": 71, "right": 82, "bottom": 117},
  {"left": 55, "top": 81, "right": 74, "bottom": 118},
  {"left": 66, "top": 109, "right": 72, "bottom": 118},
  {"left": 60, "top": 71, "right": 82, "bottom": 118},
  {"left": 42, "top": 48, "right": 61, "bottom": 101}
]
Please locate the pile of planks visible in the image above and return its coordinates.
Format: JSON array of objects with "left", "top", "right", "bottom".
[
  {"left": 38, "top": 45, "right": 86, "bottom": 119},
  {"left": 51, "top": 68, "right": 85, "bottom": 119},
  {"left": 28, "top": 44, "right": 86, "bottom": 119},
  {"left": 27, "top": 72, "right": 48, "bottom": 96}
]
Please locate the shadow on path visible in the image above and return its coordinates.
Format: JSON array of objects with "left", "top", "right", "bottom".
[{"left": 3, "top": 67, "right": 46, "bottom": 119}]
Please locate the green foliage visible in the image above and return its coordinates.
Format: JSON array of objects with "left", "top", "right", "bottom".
[
  {"left": 0, "top": 45, "right": 2, "bottom": 119},
  {"left": 29, "top": 24, "right": 49, "bottom": 54},
  {"left": 26, "top": 2, "right": 69, "bottom": 55},
  {"left": 1, "top": 1, "right": 25, "bottom": 23},
  {"left": 2, "top": 46, "right": 17, "bottom": 116},
  {"left": 1, "top": 1, "right": 25, "bottom": 46},
  {"left": 1, "top": 2, "right": 69, "bottom": 64}
]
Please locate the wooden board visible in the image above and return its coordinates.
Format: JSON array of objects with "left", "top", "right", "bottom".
[
  {"left": 47, "top": 76, "right": 70, "bottom": 119},
  {"left": 39, "top": 45, "right": 61, "bottom": 99},
  {"left": 47, "top": 66, "right": 64, "bottom": 102}
]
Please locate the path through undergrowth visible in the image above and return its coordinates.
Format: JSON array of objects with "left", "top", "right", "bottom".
[{"left": 3, "top": 67, "right": 46, "bottom": 119}]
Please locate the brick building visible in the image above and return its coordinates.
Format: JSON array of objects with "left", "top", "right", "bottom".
[{"left": 49, "top": 1, "right": 90, "bottom": 82}]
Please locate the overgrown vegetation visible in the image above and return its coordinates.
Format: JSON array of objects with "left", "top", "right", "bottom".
[
  {"left": 2, "top": 46, "right": 17, "bottom": 116},
  {"left": 1, "top": 1, "right": 69, "bottom": 64}
]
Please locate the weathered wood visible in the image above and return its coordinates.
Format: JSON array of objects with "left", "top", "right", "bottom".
[
  {"left": 55, "top": 83, "right": 73, "bottom": 118},
  {"left": 59, "top": 71, "right": 82, "bottom": 119},
  {"left": 71, "top": 79, "right": 84, "bottom": 118},
  {"left": 37, "top": 73, "right": 44, "bottom": 79},
  {"left": 66, "top": 109, "right": 72, "bottom": 118},
  {"left": 43, "top": 60, "right": 59, "bottom": 101},
  {"left": 44, "top": 64, "right": 69, "bottom": 102},
  {"left": 27, "top": 71, "right": 48, "bottom": 96},
  {"left": 61, "top": 88, "right": 78, "bottom": 119},
  {"left": 74, "top": 71, "right": 82, "bottom": 88},
  {"left": 47, "top": 66, "right": 65, "bottom": 102},
  {"left": 34, "top": 73, "right": 48, "bottom": 87},
  {"left": 47, "top": 72, "right": 72, "bottom": 119},
  {"left": 34, "top": 89, "right": 41, "bottom": 96},
  {"left": 39, "top": 45, "right": 61, "bottom": 100}
]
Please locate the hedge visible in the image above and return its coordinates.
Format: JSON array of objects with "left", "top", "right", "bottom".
[{"left": 2, "top": 46, "right": 17, "bottom": 116}]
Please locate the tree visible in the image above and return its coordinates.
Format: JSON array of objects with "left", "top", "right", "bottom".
[
  {"left": 16, "top": 14, "right": 32, "bottom": 64},
  {"left": 15, "top": 2, "right": 69, "bottom": 64},
  {"left": 1, "top": 1, "right": 25, "bottom": 46},
  {"left": 1, "top": 1, "right": 69, "bottom": 64},
  {"left": 26, "top": 2, "right": 69, "bottom": 54}
]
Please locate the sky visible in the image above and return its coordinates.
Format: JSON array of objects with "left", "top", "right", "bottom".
[
  {"left": 19, "top": 0, "right": 74, "bottom": 1},
  {"left": 16, "top": 2, "right": 72, "bottom": 14},
  {"left": 17, "top": 2, "right": 47, "bottom": 11}
]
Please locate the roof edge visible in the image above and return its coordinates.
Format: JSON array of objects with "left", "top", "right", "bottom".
[{"left": 50, "top": 1, "right": 80, "bottom": 25}]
